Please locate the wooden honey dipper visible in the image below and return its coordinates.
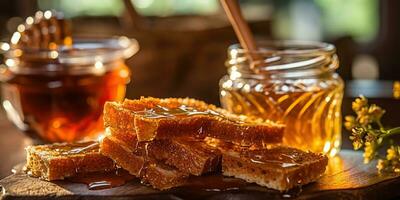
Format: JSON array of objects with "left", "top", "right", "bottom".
[{"left": 220, "top": 0, "right": 261, "bottom": 70}]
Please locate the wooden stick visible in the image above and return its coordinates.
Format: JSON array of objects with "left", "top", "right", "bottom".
[
  {"left": 220, "top": 0, "right": 259, "bottom": 63},
  {"left": 123, "top": 0, "right": 144, "bottom": 30}
]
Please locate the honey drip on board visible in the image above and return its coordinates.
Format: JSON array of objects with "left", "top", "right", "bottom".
[
  {"left": 67, "top": 168, "right": 136, "bottom": 190},
  {"left": 183, "top": 174, "right": 248, "bottom": 192},
  {"left": 220, "top": 80, "right": 343, "bottom": 155}
]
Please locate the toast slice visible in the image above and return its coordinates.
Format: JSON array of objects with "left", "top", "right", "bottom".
[
  {"left": 106, "top": 127, "right": 221, "bottom": 176},
  {"left": 100, "top": 136, "right": 189, "bottom": 190},
  {"left": 104, "top": 97, "right": 284, "bottom": 146},
  {"left": 25, "top": 141, "right": 115, "bottom": 181},
  {"left": 221, "top": 145, "right": 328, "bottom": 191}
]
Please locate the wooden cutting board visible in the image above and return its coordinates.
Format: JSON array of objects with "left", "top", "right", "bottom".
[{"left": 1, "top": 150, "right": 400, "bottom": 200}]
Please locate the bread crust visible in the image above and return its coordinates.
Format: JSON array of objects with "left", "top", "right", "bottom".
[
  {"left": 221, "top": 146, "right": 328, "bottom": 191},
  {"left": 107, "top": 128, "right": 221, "bottom": 176},
  {"left": 100, "top": 136, "right": 188, "bottom": 190},
  {"left": 25, "top": 142, "right": 115, "bottom": 181},
  {"left": 104, "top": 97, "right": 284, "bottom": 146}
]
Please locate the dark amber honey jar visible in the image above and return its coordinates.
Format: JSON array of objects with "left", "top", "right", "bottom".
[{"left": 0, "top": 36, "right": 138, "bottom": 143}]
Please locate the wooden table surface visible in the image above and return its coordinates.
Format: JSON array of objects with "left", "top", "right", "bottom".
[{"left": 2, "top": 150, "right": 400, "bottom": 200}]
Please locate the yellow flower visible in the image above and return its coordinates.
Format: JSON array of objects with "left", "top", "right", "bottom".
[
  {"left": 387, "top": 146, "right": 398, "bottom": 161},
  {"left": 358, "top": 108, "right": 371, "bottom": 125},
  {"left": 365, "top": 133, "right": 377, "bottom": 143},
  {"left": 347, "top": 95, "right": 400, "bottom": 173},
  {"left": 368, "top": 104, "right": 385, "bottom": 120},
  {"left": 377, "top": 159, "right": 386, "bottom": 171},
  {"left": 344, "top": 116, "right": 356, "bottom": 130},
  {"left": 352, "top": 96, "right": 368, "bottom": 112},
  {"left": 352, "top": 140, "right": 363, "bottom": 150},
  {"left": 394, "top": 81, "right": 400, "bottom": 99},
  {"left": 363, "top": 142, "right": 376, "bottom": 164}
]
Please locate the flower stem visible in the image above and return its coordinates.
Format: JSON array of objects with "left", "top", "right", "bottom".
[
  {"left": 384, "top": 127, "right": 400, "bottom": 137},
  {"left": 387, "top": 127, "right": 400, "bottom": 135},
  {"left": 377, "top": 120, "right": 384, "bottom": 130}
]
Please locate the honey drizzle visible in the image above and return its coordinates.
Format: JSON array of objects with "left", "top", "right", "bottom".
[
  {"left": 37, "top": 141, "right": 100, "bottom": 156},
  {"left": 63, "top": 142, "right": 99, "bottom": 155},
  {"left": 136, "top": 105, "right": 223, "bottom": 119},
  {"left": 132, "top": 104, "right": 249, "bottom": 127},
  {"left": 243, "top": 148, "right": 302, "bottom": 168},
  {"left": 137, "top": 142, "right": 150, "bottom": 177}
]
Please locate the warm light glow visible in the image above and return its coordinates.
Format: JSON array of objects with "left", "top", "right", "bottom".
[
  {"left": 49, "top": 50, "right": 59, "bottom": 59},
  {"left": 93, "top": 61, "right": 106, "bottom": 75},
  {"left": 118, "top": 36, "right": 130, "bottom": 47},
  {"left": 26, "top": 16, "right": 34, "bottom": 25},
  {"left": 323, "top": 141, "right": 331, "bottom": 153},
  {"left": 14, "top": 49, "right": 23, "bottom": 57},
  {"left": 44, "top": 10, "right": 52, "bottom": 19},
  {"left": 0, "top": 43, "right": 10, "bottom": 51},
  {"left": 97, "top": 134, "right": 105, "bottom": 142},
  {"left": 230, "top": 48, "right": 239, "bottom": 58},
  {"left": 104, "top": 127, "right": 112, "bottom": 137},
  {"left": 52, "top": 120, "right": 61, "bottom": 128},
  {"left": 95, "top": 61, "right": 104, "bottom": 69},
  {"left": 10, "top": 32, "right": 21, "bottom": 44},
  {"left": 334, "top": 140, "right": 341, "bottom": 148},
  {"left": 230, "top": 70, "right": 242, "bottom": 80},
  {"left": 119, "top": 68, "right": 129, "bottom": 78},
  {"left": 5, "top": 59, "right": 16, "bottom": 67},
  {"left": 220, "top": 90, "right": 227, "bottom": 97},
  {"left": 255, "top": 84, "right": 264, "bottom": 92},
  {"left": 243, "top": 84, "right": 251, "bottom": 92},
  {"left": 325, "top": 155, "right": 344, "bottom": 174},
  {"left": 222, "top": 80, "right": 233, "bottom": 89},
  {"left": 48, "top": 42, "right": 57, "bottom": 50},
  {"left": 2, "top": 100, "right": 28, "bottom": 131},
  {"left": 325, "top": 96, "right": 331, "bottom": 102},
  {"left": 329, "top": 148, "right": 338, "bottom": 157},
  {"left": 17, "top": 24, "right": 25, "bottom": 32},
  {"left": 64, "top": 37, "right": 73, "bottom": 46},
  {"left": 34, "top": 11, "right": 43, "bottom": 20}
]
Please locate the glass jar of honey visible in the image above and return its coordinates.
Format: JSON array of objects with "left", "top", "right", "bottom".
[
  {"left": 220, "top": 41, "right": 343, "bottom": 156},
  {"left": 0, "top": 36, "right": 138, "bottom": 143}
]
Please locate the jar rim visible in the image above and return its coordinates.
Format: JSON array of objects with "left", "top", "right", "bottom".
[
  {"left": 5, "top": 36, "right": 139, "bottom": 65},
  {"left": 228, "top": 40, "right": 335, "bottom": 56},
  {"left": 2, "top": 36, "right": 139, "bottom": 75},
  {"left": 226, "top": 40, "right": 338, "bottom": 79}
]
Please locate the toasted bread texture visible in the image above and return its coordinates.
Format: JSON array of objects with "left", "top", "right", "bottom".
[
  {"left": 104, "top": 97, "right": 284, "bottom": 146},
  {"left": 106, "top": 127, "right": 221, "bottom": 176},
  {"left": 100, "top": 136, "right": 189, "bottom": 190},
  {"left": 25, "top": 141, "right": 115, "bottom": 181},
  {"left": 221, "top": 146, "right": 328, "bottom": 191}
]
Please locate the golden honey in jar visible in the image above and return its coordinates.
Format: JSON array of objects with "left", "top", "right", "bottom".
[
  {"left": 0, "top": 37, "right": 138, "bottom": 143},
  {"left": 219, "top": 41, "right": 343, "bottom": 156}
]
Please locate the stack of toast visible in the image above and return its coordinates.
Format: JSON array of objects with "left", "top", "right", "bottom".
[{"left": 25, "top": 97, "right": 328, "bottom": 191}]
